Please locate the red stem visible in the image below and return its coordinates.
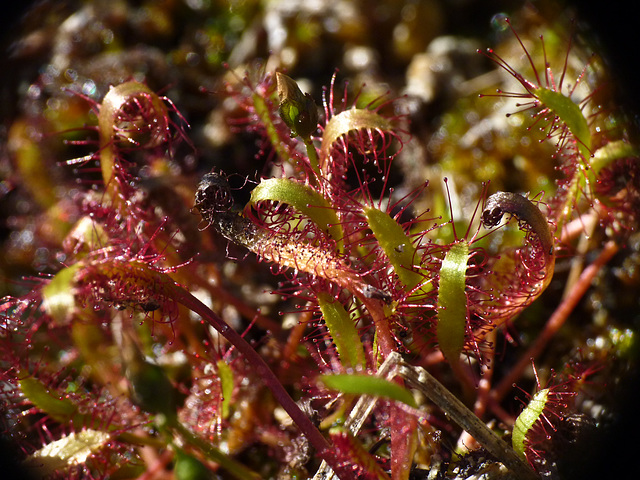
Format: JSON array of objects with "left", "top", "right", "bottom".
[
  {"left": 170, "top": 285, "right": 346, "bottom": 474},
  {"left": 492, "top": 240, "right": 619, "bottom": 401}
]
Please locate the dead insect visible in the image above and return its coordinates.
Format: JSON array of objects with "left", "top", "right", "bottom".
[{"left": 192, "top": 171, "right": 235, "bottom": 225}]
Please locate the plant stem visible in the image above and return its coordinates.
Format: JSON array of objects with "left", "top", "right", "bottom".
[
  {"left": 398, "top": 358, "right": 539, "bottom": 480},
  {"left": 170, "top": 285, "right": 341, "bottom": 474},
  {"left": 492, "top": 240, "right": 619, "bottom": 402},
  {"left": 304, "top": 137, "right": 321, "bottom": 179}
]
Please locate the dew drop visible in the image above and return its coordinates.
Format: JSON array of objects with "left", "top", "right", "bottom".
[
  {"left": 490, "top": 13, "right": 509, "bottom": 32},
  {"left": 82, "top": 79, "right": 97, "bottom": 97}
]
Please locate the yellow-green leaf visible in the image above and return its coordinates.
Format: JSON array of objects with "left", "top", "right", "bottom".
[
  {"left": 249, "top": 177, "right": 344, "bottom": 248},
  {"left": 217, "top": 359, "right": 234, "bottom": 419},
  {"left": 320, "top": 374, "right": 417, "bottom": 408},
  {"left": 535, "top": 87, "right": 591, "bottom": 159},
  {"left": 512, "top": 388, "right": 549, "bottom": 459},
  {"left": 19, "top": 377, "right": 78, "bottom": 423},
  {"left": 42, "top": 263, "right": 82, "bottom": 325},
  {"left": 364, "top": 206, "right": 429, "bottom": 294},
  {"left": 318, "top": 293, "right": 366, "bottom": 368},
  {"left": 321, "top": 109, "right": 394, "bottom": 160},
  {"left": 436, "top": 242, "right": 469, "bottom": 363},
  {"left": 24, "top": 429, "right": 111, "bottom": 475}
]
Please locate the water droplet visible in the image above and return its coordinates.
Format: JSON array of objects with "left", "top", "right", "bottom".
[
  {"left": 82, "top": 79, "right": 97, "bottom": 97},
  {"left": 491, "top": 13, "right": 509, "bottom": 32}
]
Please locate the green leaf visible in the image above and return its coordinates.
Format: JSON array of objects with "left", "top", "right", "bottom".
[
  {"left": 436, "top": 242, "right": 469, "bottom": 363},
  {"left": 320, "top": 374, "right": 417, "bottom": 408},
  {"left": 249, "top": 177, "right": 344, "bottom": 248},
  {"left": 317, "top": 293, "right": 366, "bottom": 368},
  {"left": 512, "top": 388, "right": 549, "bottom": 459},
  {"left": 535, "top": 87, "right": 591, "bottom": 159},
  {"left": 591, "top": 139, "right": 639, "bottom": 175},
  {"left": 363, "top": 207, "right": 428, "bottom": 294},
  {"left": 217, "top": 359, "right": 234, "bottom": 419},
  {"left": 19, "top": 377, "right": 78, "bottom": 423},
  {"left": 42, "top": 263, "right": 82, "bottom": 325}
]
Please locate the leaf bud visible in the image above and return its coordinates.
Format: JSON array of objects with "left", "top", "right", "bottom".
[{"left": 276, "top": 72, "right": 318, "bottom": 139}]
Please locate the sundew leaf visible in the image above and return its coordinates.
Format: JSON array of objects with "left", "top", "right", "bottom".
[
  {"left": 481, "top": 192, "right": 556, "bottom": 312},
  {"left": 317, "top": 293, "right": 366, "bottom": 369},
  {"left": 436, "top": 242, "right": 469, "bottom": 363},
  {"left": 98, "top": 81, "right": 169, "bottom": 187},
  {"left": 591, "top": 139, "right": 639, "bottom": 175},
  {"left": 320, "top": 373, "right": 417, "bottom": 408},
  {"left": 329, "top": 427, "right": 391, "bottom": 480},
  {"left": 535, "top": 87, "right": 591, "bottom": 159},
  {"left": 23, "top": 429, "right": 111, "bottom": 476},
  {"left": 321, "top": 109, "right": 394, "bottom": 160},
  {"left": 65, "top": 216, "right": 109, "bottom": 257},
  {"left": 19, "top": 377, "right": 78, "bottom": 423},
  {"left": 252, "top": 91, "right": 294, "bottom": 164},
  {"left": 512, "top": 388, "right": 550, "bottom": 459},
  {"left": 249, "top": 177, "right": 344, "bottom": 248},
  {"left": 363, "top": 206, "right": 429, "bottom": 294},
  {"left": 217, "top": 359, "right": 234, "bottom": 419},
  {"left": 42, "top": 263, "right": 82, "bottom": 325}
]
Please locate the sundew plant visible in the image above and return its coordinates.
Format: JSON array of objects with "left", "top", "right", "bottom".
[{"left": 1, "top": 2, "right": 639, "bottom": 479}]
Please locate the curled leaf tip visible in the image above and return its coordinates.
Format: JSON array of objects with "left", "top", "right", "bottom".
[{"left": 482, "top": 191, "right": 554, "bottom": 256}]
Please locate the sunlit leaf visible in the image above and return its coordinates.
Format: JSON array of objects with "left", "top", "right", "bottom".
[
  {"left": 436, "top": 242, "right": 469, "bottom": 363},
  {"left": 320, "top": 374, "right": 417, "bottom": 408},
  {"left": 318, "top": 293, "right": 366, "bottom": 368},
  {"left": 250, "top": 177, "right": 344, "bottom": 248},
  {"left": 24, "top": 429, "right": 111, "bottom": 475}
]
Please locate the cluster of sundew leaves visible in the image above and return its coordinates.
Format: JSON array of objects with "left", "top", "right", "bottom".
[
  {"left": 192, "top": 60, "right": 562, "bottom": 478},
  {"left": 1, "top": 57, "right": 366, "bottom": 478},
  {"left": 432, "top": 14, "right": 638, "bottom": 235},
  {"left": 196, "top": 11, "right": 640, "bottom": 480},
  {"left": 1, "top": 3, "right": 640, "bottom": 480}
]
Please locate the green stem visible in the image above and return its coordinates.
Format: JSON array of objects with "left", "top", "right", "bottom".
[
  {"left": 170, "top": 421, "right": 260, "bottom": 480},
  {"left": 304, "top": 136, "right": 321, "bottom": 178},
  {"left": 116, "top": 431, "right": 167, "bottom": 449}
]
